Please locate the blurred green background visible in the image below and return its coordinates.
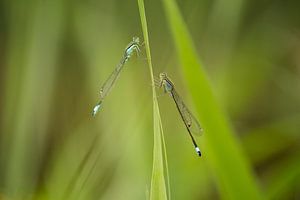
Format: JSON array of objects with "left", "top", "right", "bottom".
[{"left": 0, "top": 0, "right": 300, "bottom": 199}]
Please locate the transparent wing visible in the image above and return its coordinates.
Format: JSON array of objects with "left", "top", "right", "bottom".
[
  {"left": 92, "top": 57, "right": 126, "bottom": 116},
  {"left": 92, "top": 38, "right": 141, "bottom": 116},
  {"left": 98, "top": 57, "right": 127, "bottom": 100},
  {"left": 171, "top": 89, "right": 203, "bottom": 136}
]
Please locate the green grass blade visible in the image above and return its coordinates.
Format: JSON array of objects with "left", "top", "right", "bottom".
[
  {"left": 137, "top": 0, "right": 169, "bottom": 199},
  {"left": 161, "top": 0, "right": 263, "bottom": 199}
]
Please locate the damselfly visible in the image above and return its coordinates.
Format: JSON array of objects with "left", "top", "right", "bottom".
[
  {"left": 92, "top": 37, "right": 141, "bottom": 116},
  {"left": 157, "top": 72, "right": 203, "bottom": 156}
]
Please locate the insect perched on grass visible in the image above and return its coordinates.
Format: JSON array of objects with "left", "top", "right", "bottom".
[
  {"left": 156, "top": 72, "right": 203, "bottom": 156},
  {"left": 92, "top": 37, "right": 141, "bottom": 116}
]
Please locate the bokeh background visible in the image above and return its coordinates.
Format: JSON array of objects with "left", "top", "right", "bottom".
[{"left": 0, "top": 0, "right": 300, "bottom": 199}]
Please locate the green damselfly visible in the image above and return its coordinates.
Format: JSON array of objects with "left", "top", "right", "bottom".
[
  {"left": 158, "top": 72, "right": 203, "bottom": 156},
  {"left": 92, "top": 37, "right": 141, "bottom": 116}
]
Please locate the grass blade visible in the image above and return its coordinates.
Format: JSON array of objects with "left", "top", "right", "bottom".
[
  {"left": 137, "top": 0, "right": 169, "bottom": 199},
  {"left": 161, "top": 0, "right": 263, "bottom": 199}
]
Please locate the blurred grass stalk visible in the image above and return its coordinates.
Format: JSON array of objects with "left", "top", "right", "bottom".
[
  {"left": 137, "top": 0, "right": 169, "bottom": 199},
  {"left": 161, "top": 0, "right": 264, "bottom": 199},
  {"left": 2, "top": 0, "right": 65, "bottom": 197}
]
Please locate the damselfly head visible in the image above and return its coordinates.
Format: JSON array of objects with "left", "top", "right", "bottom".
[
  {"left": 132, "top": 37, "right": 140, "bottom": 44},
  {"left": 133, "top": 37, "right": 141, "bottom": 55},
  {"left": 159, "top": 72, "right": 167, "bottom": 81}
]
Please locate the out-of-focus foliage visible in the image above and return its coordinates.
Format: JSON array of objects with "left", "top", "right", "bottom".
[{"left": 0, "top": 0, "right": 299, "bottom": 199}]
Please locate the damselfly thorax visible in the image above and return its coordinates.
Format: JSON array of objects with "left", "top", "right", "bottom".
[{"left": 159, "top": 72, "right": 174, "bottom": 93}]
